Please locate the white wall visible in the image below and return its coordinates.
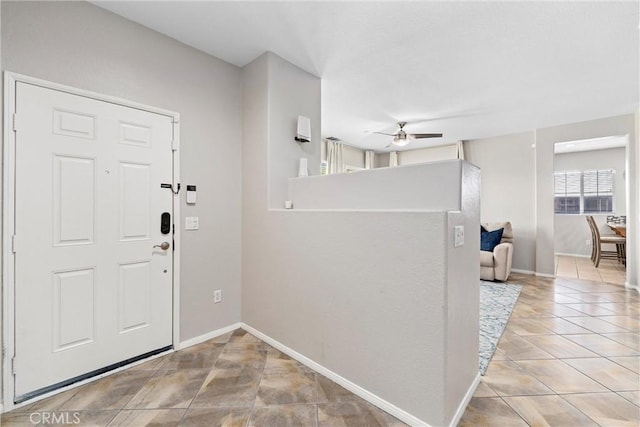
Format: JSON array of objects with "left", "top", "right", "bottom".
[
  {"left": 554, "top": 147, "right": 626, "bottom": 256},
  {"left": 290, "top": 160, "right": 463, "bottom": 210},
  {"left": 465, "top": 132, "right": 537, "bottom": 273},
  {"left": 2, "top": 1, "right": 242, "bottom": 343},
  {"left": 0, "top": 0, "right": 3, "bottom": 401},
  {"left": 637, "top": 111, "right": 640, "bottom": 287},
  {"left": 243, "top": 53, "right": 480, "bottom": 426},
  {"left": 399, "top": 143, "right": 460, "bottom": 165},
  {"left": 375, "top": 152, "right": 390, "bottom": 168}
]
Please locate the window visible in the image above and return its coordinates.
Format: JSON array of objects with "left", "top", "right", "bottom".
[
  {"left": 554, "top": 169, "right": 614, "bottom": 214},
  {"left": 554, "top": 171, "right": 581, "bottom": 214},
  {"left": 583, "top": 170, "right": 614, "bottom": 213}
]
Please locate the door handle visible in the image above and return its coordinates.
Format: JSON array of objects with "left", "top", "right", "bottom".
[{"left": 153, "top": 242, "right": 170, "bottom": 251}]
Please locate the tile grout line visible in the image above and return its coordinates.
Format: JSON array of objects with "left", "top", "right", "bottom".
[{"left": 475, "top": 273, "right": 638, "bottom": 426}]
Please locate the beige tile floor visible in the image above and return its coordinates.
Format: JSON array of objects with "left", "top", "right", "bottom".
[
  {"left": 556, "top": 254, "right": 626, "bottom": 286},
  {"left": 460, "top": 272, "right": 640, "bottom": 427},
  {"left": 1, "top": 329, "right": 406, "bottom": 427},
  {"left": 3, "top": 273, "right": 638, "bottom": 427}
]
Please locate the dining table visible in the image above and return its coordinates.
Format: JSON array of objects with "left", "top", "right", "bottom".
[{"left": 607, "top": 223, "right": 626, "bottom": 238}]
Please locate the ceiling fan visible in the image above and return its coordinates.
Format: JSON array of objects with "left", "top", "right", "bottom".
[{"left": 375, "top": 122, "right": 443, "bottom": 147}]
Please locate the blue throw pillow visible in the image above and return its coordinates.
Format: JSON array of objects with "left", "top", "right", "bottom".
[{"left": 481, "top": 228, "right": 504, "bottom": 252}]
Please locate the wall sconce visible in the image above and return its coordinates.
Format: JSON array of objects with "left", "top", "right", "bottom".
[{"left": 295, "top": 115, "right": 311, "bottom": 143}]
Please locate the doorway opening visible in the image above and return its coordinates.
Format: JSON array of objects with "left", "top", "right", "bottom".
[{"left": 553, "top": 135, "right": 628, "bottom": 285}]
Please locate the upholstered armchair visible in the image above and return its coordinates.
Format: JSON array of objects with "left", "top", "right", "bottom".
[{"left": 480, "top": 221, "right": 513, "bottom": 281}]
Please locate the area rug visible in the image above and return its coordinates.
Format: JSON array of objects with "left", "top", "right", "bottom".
[{"left": 479, "top": 281, "right": 522, "bottom": 375}]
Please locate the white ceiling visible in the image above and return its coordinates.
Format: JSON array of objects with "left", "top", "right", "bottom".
[{"left": 93, "top": 1, "right": 639, "bottom": 152}]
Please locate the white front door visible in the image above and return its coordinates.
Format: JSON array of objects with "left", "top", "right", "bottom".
[{"left": 13, "top": 82, "right": 174, "bottom": 399}]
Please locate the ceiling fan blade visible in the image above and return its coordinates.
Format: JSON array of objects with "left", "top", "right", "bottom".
[
  {"left": 412, "top": 133, "right": 443, "bottom": 139},
  {"left": 373, "top": 131, "right": 397, "bottom": 137}
]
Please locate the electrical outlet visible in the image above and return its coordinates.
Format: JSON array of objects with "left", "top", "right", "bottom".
[
  {"left": 585, "top": 239, "right": 591, "bottom": 246},
  {"left": 214, "top": 290, "right": 222, "bottom": 303}
]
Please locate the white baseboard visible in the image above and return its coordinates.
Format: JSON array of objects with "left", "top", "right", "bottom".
[
  {"left": 534, "top": 271, "right": 556, "bottom": 278},
  {"left": 555, "top": 252, "right": 590, "bottom": 258},
  {"left": 448, "top": 372, "right": 480, "bottom": 427},
  {"left": 241, "top": 323, "right": 430, "bottom": 427},
  {"left": 510, "top": 268, "right": 535, "bottom": 275},
  {"left": 625, "top": 281, "right": 639, "bottom": 291},
  {"left": 179, "top": 322, "right": 241, "bottom": 350}
]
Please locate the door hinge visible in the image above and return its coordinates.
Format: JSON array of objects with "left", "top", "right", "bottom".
[
  {"left": 12, "top": 235, "right": 17, "bottom": 253},
  {"left": 12, "top": 113, "right": 18, "bottom": 132},
  {"left": 12, "top": 357, "right": 17, "bottom": 375}
]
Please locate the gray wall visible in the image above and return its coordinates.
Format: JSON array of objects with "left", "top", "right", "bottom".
[
  {"left": 242, "top": 52, "right": 479, "bottom": 425},
  {"left": 466, "top": 115, "right": 637, "bottom": 288},
  {"left": 554, "top": 147, "right": 626, "bottom": 256},
  {"left": 2, "top": 1, "right": 243, "bottom": 343},
  {"left": 465, "top": 132, "right": 537, "bottom": 273},
  {"left": 537, "top": 115, "right": 637, "bottom": 285},
  {"left": 267, "top": 54, "right": 320, "bottom": 208}
]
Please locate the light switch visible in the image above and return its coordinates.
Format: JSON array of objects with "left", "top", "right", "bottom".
[
  {"left": 185, "top": 216, "right": 199, "bottom": 230},
  {"left": 454, "top": 225, "right": 464, "bottom": 247}
]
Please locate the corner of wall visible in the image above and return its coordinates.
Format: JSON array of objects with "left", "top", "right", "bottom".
[{"left": 265, "top": 52, "right": 321, "bottom": 209}]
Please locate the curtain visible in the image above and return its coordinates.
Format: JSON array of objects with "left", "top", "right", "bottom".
[
  {"left": 364, "top": 150, "right": 375, "bottom": 169},
  {"left": 456, "top": 141, "right": 465, "bottom": 160},
  {"left": 326, "top": 139, "right": 345, "bottom": 174},
  {"left": 389, "top": 151, "right": 398, "bottom": 167}
]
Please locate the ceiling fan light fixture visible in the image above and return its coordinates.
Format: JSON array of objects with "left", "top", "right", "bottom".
[{"left": 392, "top": 135, "right": 410, "bottom": 147}]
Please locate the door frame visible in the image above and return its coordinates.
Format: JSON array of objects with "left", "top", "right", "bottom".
[{"left": 1, "top": 72, "right": 182, "bottom": 411}]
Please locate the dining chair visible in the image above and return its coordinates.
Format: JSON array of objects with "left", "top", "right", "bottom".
[{"left": 587, "top": 215, "right": 626, "bottom": 267}]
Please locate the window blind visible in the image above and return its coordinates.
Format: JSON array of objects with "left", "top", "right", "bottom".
[
  {"left": 554, "top": 171, "right": 581, "bottom": 196},
  {"left": 583, "top": 169, "right": 614, "bottom": 196},
  {"left": 554, "top": 169, "right": 615, "bottom": 214}
]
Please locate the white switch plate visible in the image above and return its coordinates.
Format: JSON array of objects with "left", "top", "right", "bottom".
[
  {"left": 185, "top": 216, "right": 199, "bottom": 230},
  {"left": 454, "top": 225, "right": 465, "bottom": 247}
]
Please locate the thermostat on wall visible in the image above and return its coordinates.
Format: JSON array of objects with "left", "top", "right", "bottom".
[{"left": 186, "top": 185, "right": 197, "bottom": 204}]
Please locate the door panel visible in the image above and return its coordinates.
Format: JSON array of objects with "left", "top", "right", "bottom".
[
  {"left": 14, "top": 82, "right": 174, "bottom": 398},
  {"left": 119, "top": 162, "right": 151, "bottom": 241},
  {"left": 53, "top": 109, "right": 96, "bottom": 139},
  {"left": 53, "top": 155, "right": 96, "bottom": 246},
  {"left": 52, "top": 268, "right": 96, "bottom": 351},
  {"left": 118, "top": 261, "right": 151, "bottom": 334}
]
